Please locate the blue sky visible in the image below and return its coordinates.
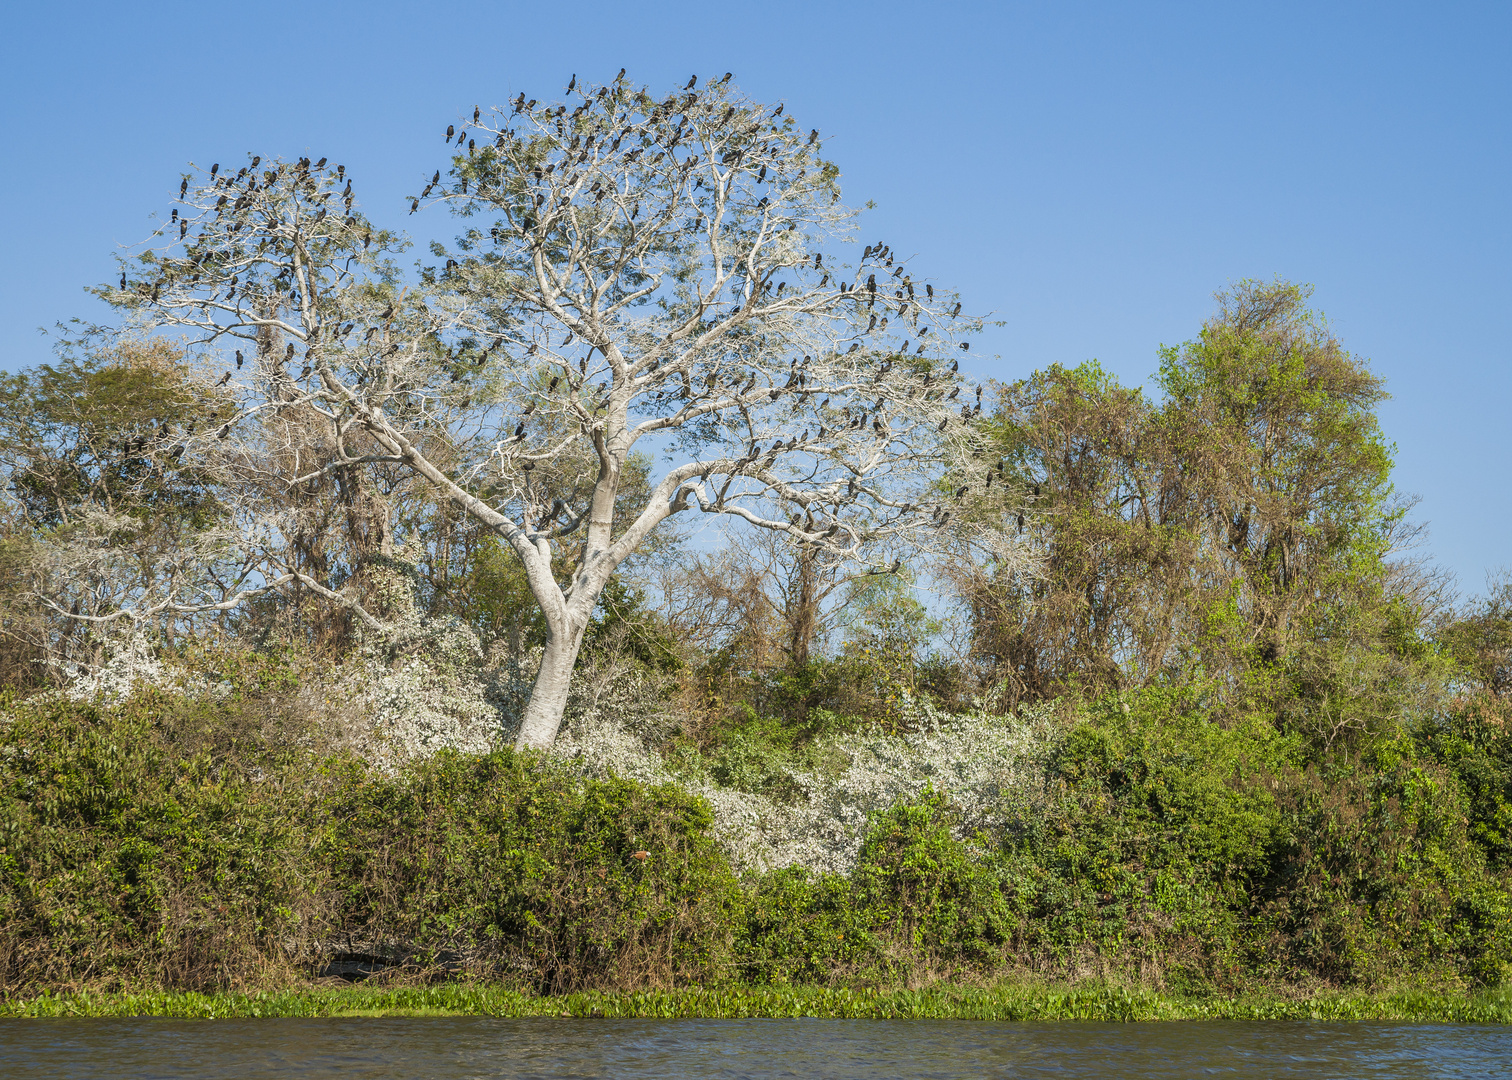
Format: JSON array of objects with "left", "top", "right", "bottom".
[{"left": 1, "top": 1, "right": 1507, "bottom": 593}]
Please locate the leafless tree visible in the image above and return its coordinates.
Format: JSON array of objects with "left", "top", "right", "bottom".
[{"left": 105, "top": 72, "right": 1011, "bottom": 747}]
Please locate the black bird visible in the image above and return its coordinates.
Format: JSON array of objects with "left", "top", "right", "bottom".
[
  {"left": 315, "top": 157, "right": 326, "bottom": 168},
  {"left": 566, "top": 75, "right": 576, "bottom": 93},
  {"left": 722, "top": 72, "right": 732, "bottom": 83},
  {"left": 959, "top": 342, "right": 969, "bottom": 351},
  {"left": 300, "top": 364, "right": 311, "bottom": 379},
  {"left": 807, "top": 129, "right": 818, "bottom": 144},
  {"left": 617, "top": 68, "right": 626, "bottom": 80},
  {"left": 217, "top": 424, "right": 231, "bottom": 440},
  {"left": 950, "top": 359, "right": 959, "bottom": 372},
  {"left": 890, "top": 558, "right": 902, "bottom": 574},
  {"left": 179, "top": 178, "right": 188, "bottom": 196},
  {"left": 210, "top": 163, "right": 219, "bottom": 176},
  {"left": 951, "top": 302, "right": 961, "bottom": 317},
  {"left": 474, "top": 105, "right": 482, "bottom": 121},
  {"left": 381, "top": 304, "right": 395, "bottom": 319},
  {"left": 1017, "top": 514, "right": 1024, "bottom": 534},
  {"left": 216, "top": 372, "right": 230, "bottom": 387},
  {"left": 514, "top": 422, "right": 525, "bottom": 438},
  {"left": 432, "top": 170, "right": 440, "bottom": 184},
  {"left": 926, "top": 284, "right": 934, "bottom": 299},
  {"left": 119, "top": 272, "right": 126, "bottom": 289},
  {"left": 867, "top": 274, "right": 877, "bottom": 296},
  {"left": 846, "top": 343, "right": 859, "bottom": 353},
  {"left": 685, "top": 75, "right": 697, "bottom": 89},
  {"left": 168, "top": 444, "right": 185, "bottom": 459},
  {"left": 446, "top": 124, "right": 455, "bottom": 140},
  {"left": 235, "top": 350, "right": 244, "bottom": 369},
  {"left": 284, "top": 343, "right": 295, "bottom": 361},
  {"left": 938, "top": 419, "right": 948, "bottom": 431},
  {"left": 955, "top": 485, "right": 967, "bottom": 499}
]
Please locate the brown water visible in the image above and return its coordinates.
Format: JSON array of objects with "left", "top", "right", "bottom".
[{"left": 1, "top": 1017, "right": 1508, "bottom": 1078}]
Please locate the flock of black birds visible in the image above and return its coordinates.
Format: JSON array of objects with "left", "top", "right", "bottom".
[{"left": 105, "top": 72, "right": 1004, "bottom": 538}]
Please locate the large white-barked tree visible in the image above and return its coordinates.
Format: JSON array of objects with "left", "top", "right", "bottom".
[{"left": 108, "top": 73, "right": 996, "bottom": 748}]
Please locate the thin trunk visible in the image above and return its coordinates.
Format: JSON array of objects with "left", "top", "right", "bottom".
[{"left": 788, "top": 544, "right": 819, "bottom": 668}]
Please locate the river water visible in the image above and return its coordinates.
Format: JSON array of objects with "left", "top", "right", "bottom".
[{"left": 1, "top": 1017, "right": 1507, "bottom": 1078}]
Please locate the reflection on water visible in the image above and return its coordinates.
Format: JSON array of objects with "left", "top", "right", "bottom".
[{"left": 1, "top": 1017, "right": 1508, "bottom": 1079}]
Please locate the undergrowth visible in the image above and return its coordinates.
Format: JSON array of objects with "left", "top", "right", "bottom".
[{"left": 2, "top": 673, "right": 1510, "bottom": 999}]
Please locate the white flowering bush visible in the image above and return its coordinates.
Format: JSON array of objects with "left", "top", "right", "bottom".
[
  {"left": 553, "top": 693, "right": 1066, "bottom": 876},
  {"left": 61, "top": 629, "right": 168, "bottom": 704}
]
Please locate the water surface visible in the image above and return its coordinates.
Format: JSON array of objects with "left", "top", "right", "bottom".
[{"left": 2, "top": 1017, "right": 1507, "bottom": 1078}]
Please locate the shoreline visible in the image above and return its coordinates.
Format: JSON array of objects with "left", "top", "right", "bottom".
[{"left": 6, "top": 983, "right": 1511, "bottom": 1022}]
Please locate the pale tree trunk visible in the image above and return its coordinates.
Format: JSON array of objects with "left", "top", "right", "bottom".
[{"left": 515, "top": 613, "right": 589, "bottom": 750}]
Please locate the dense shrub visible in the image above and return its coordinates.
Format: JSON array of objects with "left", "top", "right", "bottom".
[
  {"left": 0, "top": 688, "right": 742, "bottom": 995},
  {"left": 739, "top": 790, "right": 1013, "bottom": 985},
  {"left": 319, "top": 750, "right": 742, "bottom": 992},
  {"left": 4, "top": 676, "right": 1510, "bottom": 997},
  {"left": 0, "top": 690, "right": 320, "bottom": 992}
]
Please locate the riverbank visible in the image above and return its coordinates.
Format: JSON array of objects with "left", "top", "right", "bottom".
[{"left": 6, "top": 982, "right": 1511, "bottom": 1022}]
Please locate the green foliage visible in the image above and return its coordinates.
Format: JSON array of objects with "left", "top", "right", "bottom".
[
  {"left": 319, "top": 749, "right": 741, "bottom": 992},
  {"left": 0, "top": 684, "right": 742, "bottom": 995},
  {"left": 739, "top": 789, "right": 1014, "bottom": 985},
  {"left": 0, "top": 689, "right": 319, "bottom": 992},
  {"left": 9, "top": 981, "right": 1512, "bottom": 1021}
]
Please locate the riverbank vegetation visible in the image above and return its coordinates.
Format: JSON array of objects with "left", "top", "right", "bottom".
[
  {"left": 0, "top": 107, "right": 1509, "bottom": 1008},
  {"left": 9, "top": 983, "right": 1512, "bottom": 1022}
]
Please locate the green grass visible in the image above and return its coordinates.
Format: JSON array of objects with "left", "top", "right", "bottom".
[{"left": 5, "top": 983, "right": 1510, "bottom": 1022}]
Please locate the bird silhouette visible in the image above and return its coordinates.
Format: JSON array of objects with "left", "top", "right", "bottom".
[
  {"left": 446, "top": 124, "right": 455, "bottom": 140},
  {"left": 284, "top": 343, "right": 295, "bottom": 361},
  {"left": 235, "top": 351, "right": 244, "bottom": 369},
  {"left": 685, "top": 75, "right": 697, "bottom": 89},
  {"left": 216, "top": 372, "right": 230, "bottom": 387},
  {"left": 951, "top": 302, "right": 961, "bottom": 317}
]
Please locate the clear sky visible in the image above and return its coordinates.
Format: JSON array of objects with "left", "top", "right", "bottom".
[{"left": 1, "top": 1, "right": 1506, "bottom": 593}]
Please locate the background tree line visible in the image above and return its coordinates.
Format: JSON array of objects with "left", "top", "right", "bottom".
[{"left": 0, "top": 278, "right": 1505, "bottom": 756}]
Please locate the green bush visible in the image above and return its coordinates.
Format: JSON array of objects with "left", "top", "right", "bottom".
[
  {"left": 319, "top": 750, "right": 741, "bottom": 992},
  {"left": 739, "top": 789, "right": 1013, "bottom": 985},
  {"left": 0, "top": 690, "right": 320, "bottom": 992}
]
